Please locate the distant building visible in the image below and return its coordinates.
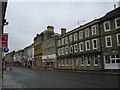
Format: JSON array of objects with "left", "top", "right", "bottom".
[
  {"left": 27, "top": 43, "right": 34, "bottom": 68},
  {"left": 13, "top": 50, "right": 22, "bottom": 66},
  {"left": 4, "top": 51, "right": 14, "bottom": 66}
]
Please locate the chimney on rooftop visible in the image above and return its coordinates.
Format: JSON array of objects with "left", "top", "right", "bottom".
[
  {"left": 61, "top": 28, "right": 66, "bottom": 35},
  {"left": 47, "top": 26, "right": 54, "bottom": 32}
]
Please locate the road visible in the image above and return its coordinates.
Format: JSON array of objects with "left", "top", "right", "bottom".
[{"left": 3, "top": 66, "right": 119, "bottom": 88}]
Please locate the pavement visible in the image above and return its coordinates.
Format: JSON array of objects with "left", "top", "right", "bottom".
[
  {"left": 54, "top": 69, "right": 120, "bottom": 76},
  {"left": 2, "top": 70, "right": 27, "bottom": 89}
]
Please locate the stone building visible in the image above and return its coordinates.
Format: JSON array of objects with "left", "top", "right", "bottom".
[
  {"left": 34, "top": 33, "right": 43, "bottom": 67},
  {"left": 57, "top": 7, "right": 120, "bottom": 70},
  {"left": 57, "top": 20, "right": 102, "bottom": 70},
  {"left": 42, "top": 30, "right": 60, "bottom": 68},
  {"left": 34, "top": 26, "right": 56, "bottom": 67},
  {"left": 4, "top": 51, "right": 14, "bottom": 66},
  {"left": 27, "top": 43, "right": 34, "bottom": 68},
  {"left": 13, "top": 50, "right": 22, "bottom": 66},
  {"left": 100, "top": 7, "right": 120, "bottom": 69},
  {"left": 23, "top": 46, "right": 29, "bottom": 67}
]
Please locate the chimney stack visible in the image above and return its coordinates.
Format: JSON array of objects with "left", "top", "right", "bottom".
[
  {"left": 61, "top": 28, "right": 66, "bottom": 35},
  {"left": 47, "top": 26, "right": 54, "bottom": 32}
]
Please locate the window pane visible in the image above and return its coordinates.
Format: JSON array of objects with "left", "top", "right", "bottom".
[
  {"left": 116, "top": 54, "right": 119, "bottom": 58},
  {"left": 116, "top": 18, "right": 120, "bottom": 27},
  {"left": 116, "top": 59, "right": 120, "bottom": 63},
  {"left": 92, "top": 26, "right": 96, "bottom": 35},
  {"left": 105, "top": 23, "right": 110, "bottom": 30},
  {"left": 112, "top": 60, "right": 115, "bottom": 63},
  {"left": 93, "top": 40, "right": 97, "bottom": 48},
  {"left": 111, "top": 55, "right": 115, "bottom": 58},
  {"left": 79, "top": 31, "right": 83, "bottom": 39},
  {"left": 118, "top": 35, "right": 120, "bottom": 45},
  {"left": 80, "top": 43, "right": 83, "bottom": 50},
  {"left": 107, "top": 37, "right": 111, "bottom": 46}
]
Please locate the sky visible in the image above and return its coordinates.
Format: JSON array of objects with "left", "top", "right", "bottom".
[{"left": 4, "top": 0, "right": 119, "bottom": 53}]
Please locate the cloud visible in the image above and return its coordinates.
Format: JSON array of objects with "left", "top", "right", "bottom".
[{"left": 4, "top": 2, "right": 117, "bottom": 52}]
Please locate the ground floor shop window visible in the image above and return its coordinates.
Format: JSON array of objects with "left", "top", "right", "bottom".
[
  {"left": 104, "top": 54, "right": 120, "bottom": 69},
  {"left": 111, "top": 54, "right": 120, "bottom": 63},
  {"left": 58, "top": 60, "right": 61, "bottom": 66},
  {"left": 62, "top": 60, "right": 64, "bottom": 66},
  {"left": 66, "top": 60, "right": 68, "bottom": 66},
  {"left": 69, "top": 60, "right": 72, "bottom": 66},
  {"left": 94, "top": 56, "right": 98, "bottom": 66},
  {"left": 81, "top": 57, "right": 84, "bottom": 66},
  {"left": 104, "top": 55, "right": 110, "bottom": 64},
  {"left": 76, "top": 59, "right": 79, "bottom": 66},
  {"left": 87, "top": 57, "right": 90, "bottom": 66}
]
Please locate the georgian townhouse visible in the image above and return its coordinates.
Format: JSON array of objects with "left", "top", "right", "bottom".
[
  {"left": 42, "top": 33, "right": 60, "bottom": 68},
  {"left": 100, "top": 7, "right": 120, "bottom": 69},
  {"left": 57, "top": 7, "right": 120, "bottom": 70},
  {"left": 57, "top": 21, "right": 103, "bottom": 70},
  {"left": 34, "top": 26, "right": 56, "bottom": 68},
  {"left": 34, "top": 33, "right": 43, "bottom": 67}
]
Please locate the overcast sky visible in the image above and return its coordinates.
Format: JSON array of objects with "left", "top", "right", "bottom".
[{"left": 4, "top": 1, "right": 119, "bottom": 52}]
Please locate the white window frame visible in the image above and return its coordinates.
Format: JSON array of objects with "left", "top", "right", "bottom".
[
  {"left": 81, "top": 58, "right": 84, "bottom": 66},
  {"left": 59, "top": 60, "right": 61, "bottom": 66},
  {"left": 91, "top": 25, "right": 96, "bottom": 35},
  {"left": 62, "top": 60, "right": 64, "bottom": 66},
  {"left": 79, "top": 42, "right": 83, "bottom": 52},
  {"left": 69, "top": 45, "right": 73, "bottom": 53},
  {"left": 76, "top": 59, "right": 79, "bottom": 66},
  {"left": 79, "top": 31, "right": 83, "bottom": 39},
  {"left": 58, "top": 48, "right": 61, "bottom": 56},
  {"left": 65, "top": 37, "right": 68, "bottom": 44},
  {"left": 116, "top": 33, "right": 120, "bottom": 46},
  {"left": 74, "top": 33, "right": 77, "bottom": 41},
  {"left": 92, "top": 39, "right": 97, "bottom": 50},
  {"left": 104, "top": 55, "right": 110, "bottom": 64},
  {"left": 104, "top": 21, "right": 110, "bottom": 32},
  {"left": 85, "top": 40, "right": 90, "bottom": 51},
  {"left": 66, "top": 60, "right": 68, "bottom": 66},
  {"left": 87, "top": 57, "right": 90, "bottom": 66},
  {"left": 74, "top": 44, "right": 78, "bottom": 53},
  {"left": 65, "top": 46, "right": 68, "bottom": 54},
  {"left": 61, "top": 38, "right": 64, "bottom": 45},
  {"left": 69, "top": 35, "right": 72, "bottom": 42},
  {"left": 94, "top": 56, "right": 98, "bottom": 66},
  {"left": 115, "top": 17, "right": 120, "bottom": 29},
  {"left": 85, "top": 28, "right": 89, "bottom": 37},
  {"left": 105, "top": 36, "right": 112, "bottom": 48},
  {"left": 62, "top": 47, "right": 64, "bottom": 55}
]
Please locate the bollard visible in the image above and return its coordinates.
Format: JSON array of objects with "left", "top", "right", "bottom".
[
  {"left": 51, "top": 66, "right": 53, "bottom": 71},
  {"left": 37, "top": 65, "right": 39, "bottom": 70},
  {"left": 41, "top": 66, "right": 43, "bottom": 70},
  {"left": 47, "top": 66, "right": 49, "bottom": 70}
]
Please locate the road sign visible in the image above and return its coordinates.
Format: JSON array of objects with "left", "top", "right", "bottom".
[{"left": 0, "top": 33, "right": 8, "bottom": 47}]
